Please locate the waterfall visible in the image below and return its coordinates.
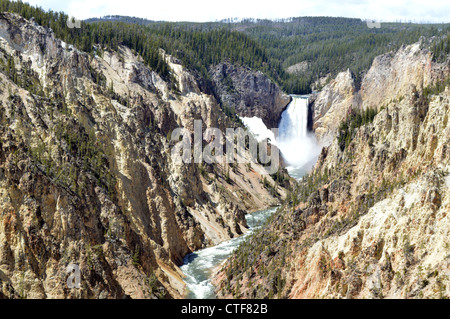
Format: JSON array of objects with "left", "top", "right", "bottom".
[
  {"left": 277, "top": 95, "right": 321, "bottom": 178},
  {"left": 240, "top": 95, "right": 321, "bottom": 179},
  {"left": 278, "top": 95, "right": 309, "bottom": 142}
]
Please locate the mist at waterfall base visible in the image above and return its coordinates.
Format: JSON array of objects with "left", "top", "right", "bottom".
[{"left": 277, "top": 95, "right": 322, "bottom": 180}]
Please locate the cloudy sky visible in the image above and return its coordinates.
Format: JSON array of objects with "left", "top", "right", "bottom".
[{"left": 24, "top": 0, "right": 450, "bottom": 23}]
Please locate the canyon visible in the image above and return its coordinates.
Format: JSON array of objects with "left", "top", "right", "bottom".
[{"left": 0, "top": 9, "right": 449, "bottom": 301}]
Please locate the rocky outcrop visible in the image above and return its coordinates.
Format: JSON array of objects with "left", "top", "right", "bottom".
[
  {"left": 0, "top": 13, "right": 291, "bottom": 299},
  {"left": 209, "top": 62, "right": 291, "bottom": 128},
  {"left": 215, "top": 45, "right": 450, "bottom": 299},
  {"left": 311, "top": 42, "right": 449, "bottom": 143},
  {"left": 285, "top": 61, "right": 308, "bottom": 75},
  {"left": 310, "top": 69, "right": 357, "bottom": 144}
]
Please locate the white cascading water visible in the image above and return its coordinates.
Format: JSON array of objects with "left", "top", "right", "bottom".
[
  {"left": 277, "top": 95, "right": 321, "bottom": 179},
  {"left": 278, "top": 96, "right": 308, "bottom": 144}
]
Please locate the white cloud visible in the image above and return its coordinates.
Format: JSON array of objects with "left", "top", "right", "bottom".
[{"left": 21, "top": 0, "right": 450, "bottom": 23}]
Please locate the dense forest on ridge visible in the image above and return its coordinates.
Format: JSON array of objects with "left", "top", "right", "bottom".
[
  {"left": 1, "top": 0, "right": 449, "bottom": 95},
  {"left": 88, "top": 15, "right": 450, "bottom": 92}
]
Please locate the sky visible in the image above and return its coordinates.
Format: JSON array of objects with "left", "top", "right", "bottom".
[{"left": 22, "top": 0, "right": 450, "bottom": 23}]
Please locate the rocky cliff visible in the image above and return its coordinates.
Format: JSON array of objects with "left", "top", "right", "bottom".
[
  {"left": 215, "top": 42, "right": 450, "bottom": 299},
  {"left": 210, "top": 62, "right": 291, "bottom": 128},
  {"left": 310, "top": 69, "right": 357, "bottom": 144},
  {"left": 311, "top": 42, "right": 449, "bottom": 143},
  {"left": 0, "top": 13, "right": 291, "bottom": 299}
]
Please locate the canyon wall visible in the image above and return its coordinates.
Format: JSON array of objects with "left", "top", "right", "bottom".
[
  {"left": 210, "top": 62, "right": 291, "bottom": 128},
  {"left": 0, "top": 13, "right": 291, "bottom": 299},
  {"left": 311, "top": 42, "right": 449, "bottom": 143}
]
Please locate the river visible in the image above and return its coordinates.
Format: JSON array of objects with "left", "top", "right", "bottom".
[{"left": 180, "top": 207, "right": 278, "bottom": 299}]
